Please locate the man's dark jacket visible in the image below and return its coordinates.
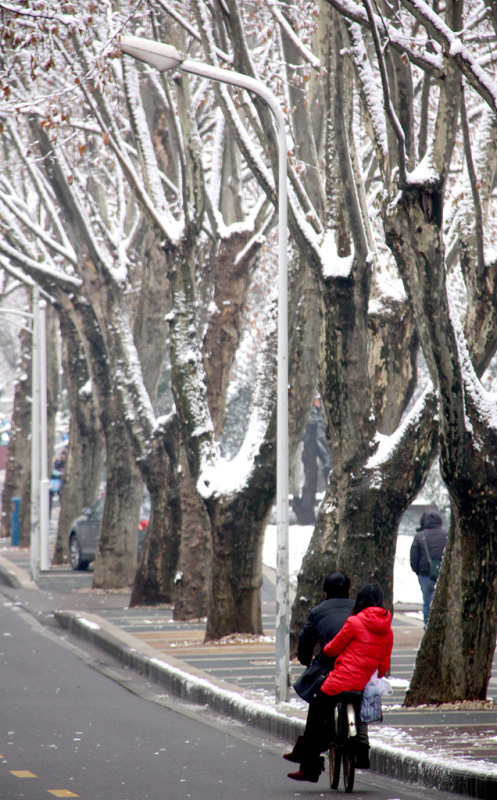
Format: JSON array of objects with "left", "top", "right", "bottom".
[
  {"left": 297, "top": 597, "right": 355, "bottom": 666},
  {"left": 409, "top": 510, "right": 448, "bottom": 577}
]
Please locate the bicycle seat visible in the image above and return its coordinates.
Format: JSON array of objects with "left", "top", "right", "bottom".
[{"left": 336, "top": 690, "right": 362, "bottom": 702}]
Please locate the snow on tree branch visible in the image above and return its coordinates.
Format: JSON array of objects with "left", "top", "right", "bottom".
[
  {"left": 398, "top": 0, "right": 497, "bottom": 117},
  {"left": 157, "top": 0, "right": 233, "bottom": 65},
  {"left": 324, "top": 0, "right": 444, "bottom": 75},
  {"left": 0, "top": 239, "right": 81, "bottom": 291},
  {"left": 0, "top": 179, "right": 77, "bottom": 266},
  {"left": 267, "top": 0, "right": 321, "bottom": 69}
]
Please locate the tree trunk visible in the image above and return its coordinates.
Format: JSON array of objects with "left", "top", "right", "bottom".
[
  {"left": 67, "top": 299, "right": 144, "bottom": 591},
  {"left": 290, "top": 390, "right": 439, "bottom": 655},
  {"left": 204, "top": 476, "right": 271, "bottom": 639},
  {"left": 130, "top": 415, "right": 182, "bottom": 606},
  {"left": 53, "top": 311, "right": 104, "bottom": 564},
  {"left": 406, "top": 493, "right": 497, "bottom": 704},
  {"left": 292, "top": 410, "right": 319, "bottom": 525},
  {"left": 290, "top": 12, "right": 429, "bottom": 655},
  {"left": 1, "top": 328, "right": 31, "bottom": 541},
  {"left": 173, "top": 441, "right": 211, "bottom": 620},
  {"left": 203, "top": 229, "right": 263, "bottom": 439},
  {"left": 92, "top": 410, "right": 142, "bottom": 589},
  {"left": 387, "top": 183, "right": 497, "bottom": 705},
  {"left": 45, "top": 302, "right": 59, "bottom": 482},
  {"left": 203, "top": 263, "right": 321, "bottom": 641}
]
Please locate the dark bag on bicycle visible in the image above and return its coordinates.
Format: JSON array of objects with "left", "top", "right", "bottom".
[{"left": 293, "top": 655, "right": 331, "bottom": 702}]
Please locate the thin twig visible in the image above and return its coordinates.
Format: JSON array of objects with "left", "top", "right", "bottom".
[{"left": 363, "top": 0, "right": 407, "bottom": 184}]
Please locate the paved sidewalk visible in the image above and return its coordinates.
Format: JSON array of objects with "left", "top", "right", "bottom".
[{"left": 1, "top": 544, "right": 497, "bottom": 799}]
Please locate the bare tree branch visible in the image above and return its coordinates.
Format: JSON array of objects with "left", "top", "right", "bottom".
[{"left": 363, "top": 0, "right": 408, "bottom": 184}]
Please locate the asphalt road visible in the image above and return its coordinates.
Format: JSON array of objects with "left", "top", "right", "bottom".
[{"left": 0, "top": 593, "right": 463, "bottom": 800}]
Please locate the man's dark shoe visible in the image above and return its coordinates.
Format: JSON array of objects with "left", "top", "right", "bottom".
[
  {"left": 287, "top": 769, "right": 320, "bottom": 783},
  {"left": 288, "top": 755, "right": 324, "bottom": 783},
  {"left": 283, "top": 735, "right": 306, "bottom": 763}
]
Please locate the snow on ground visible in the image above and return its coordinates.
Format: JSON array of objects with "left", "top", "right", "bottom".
[{"left": 263, "top": 527, "right": 422, "bottom": 605}]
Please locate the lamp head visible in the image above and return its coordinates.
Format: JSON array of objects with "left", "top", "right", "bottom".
[{"left": 120, "top": 35, "right": 183, "bottom": 72}]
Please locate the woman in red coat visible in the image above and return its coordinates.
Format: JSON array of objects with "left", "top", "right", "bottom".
[{"left": 286, "top": 583, "right": 393, "bottom": 784}]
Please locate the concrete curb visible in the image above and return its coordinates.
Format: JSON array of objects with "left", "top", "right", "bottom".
[
  {"left": 54, "top": 610, "right": 305, "bottom": 745},
  {"left": 0, "top": 555, "right": 37, "bottom": 590},
  {"left": 370, "top": 745, "right": 497, "bottom": 799}
]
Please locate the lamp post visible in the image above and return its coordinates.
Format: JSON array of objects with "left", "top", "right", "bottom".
[
  {"left": 38, "top": 298, "right": 50, "bottom": 570},
  {"left": 30, "top": 289, "right": 50, "bottom": 576},
  {"left": 30, "top": 287, "right": 40, "bottom": 579},
  {"left": 120, "top": 36, "right": 291, "bottom": 702}
]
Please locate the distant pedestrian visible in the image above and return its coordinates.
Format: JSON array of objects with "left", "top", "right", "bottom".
[
  {"left": 50, "top": 449, "right": 67, "bottom": 516},
  {"left": 410, "top": 509, "right": 447, "bottom": 626},
  {"left": 53, "top": 448, "right": 67, "bottom": 476}
]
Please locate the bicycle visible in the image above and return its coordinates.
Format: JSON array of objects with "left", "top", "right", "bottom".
[{"left": 328, "top": 690, "right": 362, "bottom": 793}]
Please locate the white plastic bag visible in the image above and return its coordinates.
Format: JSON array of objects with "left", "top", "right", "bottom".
[{"left": 362, "top": 669, "right": 393, "bottom": 699}]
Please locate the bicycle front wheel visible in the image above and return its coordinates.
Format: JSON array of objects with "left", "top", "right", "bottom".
[
  {"left": 329, "top": 743, "right": 341, "bottom": 789},
  {"left": 342, "top": 744, "right": 355, "bottom": 793}
]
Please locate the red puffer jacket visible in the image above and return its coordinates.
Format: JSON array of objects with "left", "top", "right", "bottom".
[{"left": 320, "top": 606, "right": 393, "bottom": 696}]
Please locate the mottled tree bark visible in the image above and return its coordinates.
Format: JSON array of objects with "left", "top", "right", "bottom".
[
  {"left": 92, "top": 413, "right": 143, "bottom": 589},
  {"left": 292, "top": 413, "right": 319, "bottom": 525},
  {"left": 387, "top": 187, "right": 497, "bottom": 704},
  {"left": 53, "top": 311, "right": 104, "bottom": 564},
  {"left": 1, "top": 328, "right": 31, "bottom": 541},
  {"left": 130, "top": 415, "right": 182, "bottom": 607},
  {"left": 173, "top": 441, "right": 211, "bottom": 621},
  {"left": 203, "top": 228, "right": 265, "bottom": 439}
]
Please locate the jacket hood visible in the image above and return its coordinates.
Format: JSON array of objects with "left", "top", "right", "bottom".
[
  {"left": 357, "top": 606, "right": 392, "bottom": 635},
  {"left": 417, "top": 510, "right": 443, "bottom": 531}
]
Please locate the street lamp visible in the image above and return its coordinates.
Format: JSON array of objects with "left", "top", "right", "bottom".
[
  {"left": 120, "top": 35, "right": 291, "bottom": 702},
  {"left": 30, "top": 288, "right": 50, "bottom": 575}
]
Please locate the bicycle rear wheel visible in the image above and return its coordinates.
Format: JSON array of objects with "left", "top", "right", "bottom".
[
  {"left": 329, "top": 743, "right": 341, "bottom": 789},
  {"left": 342, "top": 744, "right": 355, "bottom": 793}
]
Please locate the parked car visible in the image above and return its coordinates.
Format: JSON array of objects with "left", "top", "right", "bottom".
[{"left": 68, "top": 492, "right": 151, "bottom": 571}]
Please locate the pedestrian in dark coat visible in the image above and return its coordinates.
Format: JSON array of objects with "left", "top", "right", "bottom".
[
  {"left": 297, "top": 573, "right": 355, "bottom": 666},
  {"left": 410, "top": 509, "right": 448, "bottom": 626},
  {"left": 284, "top": 573, "right": 354, "bottom": 780}
]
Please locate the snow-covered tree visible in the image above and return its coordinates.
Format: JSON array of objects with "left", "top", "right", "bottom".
[
  {"left": 325, "top": 0, "right": 497, "bottom": 702},
  {"left": 0, "top": 4, "right": 149, "bottom": 585},
  {"left": 4, "top": 3, "right": 497, "bottom": 695},
  {"left": 0, "top": 2, "right": 315, "bottom": 633},
  {"left": 186, "top": 0, "right": 436, "bottom": 644}
]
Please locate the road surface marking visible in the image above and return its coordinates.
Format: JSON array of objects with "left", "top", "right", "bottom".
[
  {"left": 47, "top": 791, "right": 79, "bottom": 797},
  {"left": 10, "top": 770, "right": 37, "bottom": 778}
]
